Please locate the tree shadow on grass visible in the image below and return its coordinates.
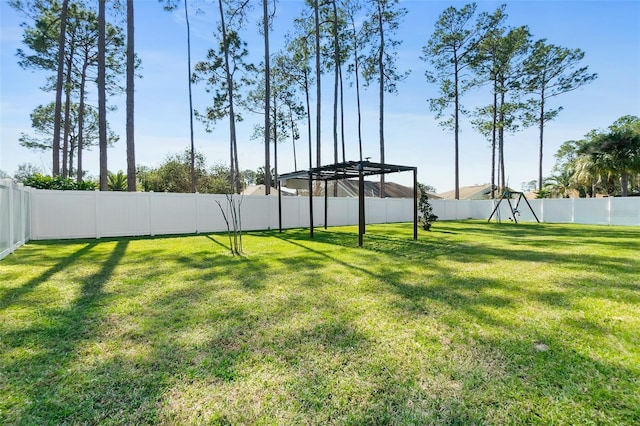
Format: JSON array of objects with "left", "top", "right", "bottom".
[
  {"left": 4, "top": 227, "right": 636, "bottom": 423},
  {"left": 275, "top": 223, "right": 639, "bottom": 300},
  {"left": 1, "top": 240, "right": 132, "bottom": 424},
  {"left": 0, "top": 241, "right": 98, "bottom": 310},
  {"left": 203, "top": 233, "right": 231, "bottom": 253},
  {"left": 173, "top": 249, "right": 270, "bottom": 292}
]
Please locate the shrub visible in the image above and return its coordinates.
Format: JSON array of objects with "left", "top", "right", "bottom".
[
  {"left": 418, "top": 183, "right": 438, "bottom": 231},
  {"left": 22, "top": 173, "right": 97, "bottom": 190}
]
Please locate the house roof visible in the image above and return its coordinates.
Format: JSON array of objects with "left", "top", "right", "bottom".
[
  {"left": 283, "top": 179, "right": 435, "bottom": 199},
  {"left": 438, "top": 184, "right": 523, "bottom": 200},
  {"left": 438, "top": 184, "right": 495, "bottom": 200},
  {"left": 324, "top": 180, "right": 415, "bottom": 198},
  {"left": 241, "top": 184, "right": 294, "bottom": 196}
]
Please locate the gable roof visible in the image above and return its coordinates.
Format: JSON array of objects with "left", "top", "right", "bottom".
[
  {"left": 241, "top": 184, "right": 294, "bottom": 196},
  {"left": 437, "top": 184, "right": 523, "bottom": 200},
  {"left": 286, "top": 179, "right": 435, "bottom": 198},
  {"left": 438, "top": 184, "right": 495, "bottom": 200}
]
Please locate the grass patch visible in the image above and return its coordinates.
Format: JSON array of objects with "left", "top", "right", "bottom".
[{"left": 1, "top": 221, "right": 639, "bottom": 424}]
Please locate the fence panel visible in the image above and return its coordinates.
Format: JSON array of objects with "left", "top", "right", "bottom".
[
  {"left": 539, "top": 199, "right": 573, "bottom": 223},
  {"left": 32, "top": 189, "right": 96, "bottom": 239},
  {"left": 240, "top": 195, "right": 272, "bottom": 231},
  {"left": 467, "top": 200, "right": 490, "bottom": 220},
  {"left": 432, "top": 199, "right": 474, "bottom": 220},
  {"left": 150, "top": 193, "right": 198, "bottom": 235},
  {"left": 0, "top": 180, "right": 31, "bottom": 260},
  {"left": 326, "top": 197, "right": 351, "bottom": 227},
  {"left": 99, "top": 192, "right": 151, "bottom": 237},
  {"left": 386, "top": 198, "right": 410, "bottom": 223},
  {"left": 195, "top": 194, "right": 228, "bottom": 233},
  {"left": 574, "top": 198, "right": 609, "bottom": 225},
  {"left": 610, "top": 197, "right": 640, "bottom": 226},
  {"left": 366, "top": 198, "right": 388, "bottom": 224}
]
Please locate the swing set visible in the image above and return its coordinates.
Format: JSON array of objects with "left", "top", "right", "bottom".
[{"left": 488, "top": 190, "right": 540, "bottom": 223}]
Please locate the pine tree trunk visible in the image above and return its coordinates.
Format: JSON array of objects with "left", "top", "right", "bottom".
[
  {"left": 52, "top": 0, "right": 69, "bottom": 177},
  {"left": 453, "top": 52, "right": 460, "bottom": 200},
  {"left": 126, "top": 0, "right": 136, "bottom": 191},
  {"left": 273, "top": 93, "right": 278, "bottom": 189},
  {"left": 218, "top": 0, "right": 241, "bottom": 194},
  {"left": 314, "top": 0, "right": 321, "bottom": 168},
  {"left": 332, "top": 0, "right": 339, "bottom": 168},
  {"left": 263, "top": 0, "right": 271, "bottom": 194},
  {"left": 290, "top": 105, "right": 298, "bottom": 171},
  {"left": 538, "top": 93, "right": 545, "bottom": 193},
  {"left": 339, "top": 64, "right": 345, "bottom": 163},
  {"left": 62, "top": 44, "right": 74, "bottom": 178},
  {"left": 305, "top": 69, "right": 312, "bottom": 172},
  {"left": 490, "top": 81, "right": 497, "bottom": 199},
  {"left": 499, "top": 89, "right": 506, "bottom": 191},
  {"left": 77, "top": 61, "right": 87, "bottom": 183},
  {"left": 377, "top": 2, "right": 385, "bottom": 198},
  {"left": 98, "top": 0, "right": 108, "bottom": 191},
  {"left": 185, "top": 0, "right": 196, "bottom": 193},
  {"left": 352, "top": 17, "right": 363, "bottom": 162}
]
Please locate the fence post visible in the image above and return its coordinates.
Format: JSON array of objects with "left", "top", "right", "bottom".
[
  {"left": 148, "top": 191, "right": 154, "bottom": 236},
  {"left": 94, "top": 189, "right": 101, "bottom": 238},
  {"left": 19, "top": 184, "right": 26, "bottom": 245},
  {"left": 8, "top": 180, "right": 15, "bottom": 255},
  {"left": 195, "top": 192, "right": 200, "bottom": 234},
  {"left": 608, "top": 197, "right": 612, "bottom": 225},
  {"left": 30, "top": 187, "right": 37, "bottom": 240}
]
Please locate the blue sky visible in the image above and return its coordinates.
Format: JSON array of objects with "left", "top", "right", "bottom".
[{"left": 1, "top": 0, "right": 639, "bottom": 192}]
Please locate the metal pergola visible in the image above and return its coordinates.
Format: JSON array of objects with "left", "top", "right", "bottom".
[{"left": 277, "top": 160, "right": 418, "bottom": 247}]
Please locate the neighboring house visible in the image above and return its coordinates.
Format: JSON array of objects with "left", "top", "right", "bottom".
[
  {"left": 438, "top": 184, "right": 521, "bottom": 200},
  {"left": 241, "top": 184, "right": 294, "bottom": 196},
  {"left": 283, "top": 179, "right": 435, "bottom": 199},
  {"left": 438, "top": 184, "right": 496, "bottom": 200}
]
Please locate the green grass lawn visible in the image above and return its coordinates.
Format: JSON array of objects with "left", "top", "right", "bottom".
[{"left": 1, "top": 221, "right": 639, "bottom": 425}]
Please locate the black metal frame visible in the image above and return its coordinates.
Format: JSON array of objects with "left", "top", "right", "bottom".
[{"left": 277, "top": 160, "right": 418, "bottom": 247}]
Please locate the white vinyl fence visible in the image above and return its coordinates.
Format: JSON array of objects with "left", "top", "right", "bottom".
[
  {"left": 28, "top": 190, "right": 415, "bottom": 240},
  {"left": 2, "top": 188, "right": 639, "bottom": 248},
  {"left": 430, "top": 198, "right": 640, "bottom": 226},
  {"left": 0, "top": 179, "right": 31, "bottom": 260}
]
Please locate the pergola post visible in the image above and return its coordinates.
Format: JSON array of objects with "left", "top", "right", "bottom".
[
  {"left": 358, "top": 171, "right": 365, "bottom": 247},
  {"left": 413, "top": 168, "right": 418, "bottom": 240},
  {"left": 308, "top": 171, "right": 314, "bottom": 238},
  {"left": 324, "top": 180, "right": 328, "bottom": 230},
  {"left": 278, "top": 179, "right": 282, "bottom": 233}
]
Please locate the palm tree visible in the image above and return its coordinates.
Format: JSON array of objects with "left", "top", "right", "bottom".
[
  {"left": 572, "top": 153, "right": 614, "bottom": 197},
  {"left": 108, "top": 170, "right": 128, "bottom": 191},
  {"left": 542, "top": 170, "right": 573, "bottom": 198}
]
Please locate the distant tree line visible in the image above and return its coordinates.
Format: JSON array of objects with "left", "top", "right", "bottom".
[
  {"left": 540, "top": 115, "right": 640, "bottom": 198},
  {"left": 12, "top": 1, "right": 624, "bottom": 199},
  {"left": 10, "top": 0, "right": 138, "bottom": 191},
  {"left": 422, "top": 3, "right": 598, "bottom": 199}
]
